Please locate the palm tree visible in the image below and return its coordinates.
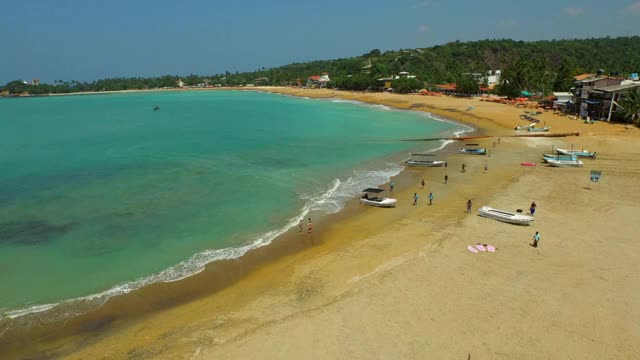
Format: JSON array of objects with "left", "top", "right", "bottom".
[{"left": 619, "top": 88, "right": 640, "bottom": 124}]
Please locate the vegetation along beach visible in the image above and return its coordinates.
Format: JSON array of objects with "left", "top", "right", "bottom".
[{"left": 1, "top": 1, "right": 640, "bottom": 359}]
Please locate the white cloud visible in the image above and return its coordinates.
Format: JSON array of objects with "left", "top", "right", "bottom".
[
  {"left": 411, "top": 1, "right": 431, "bottom": 9},
  {"left": 564, "top": 7, "right": 585, "bottom": 16},
  {"left": 627, "top": 1, "right": 640, "bottom": 13},
  {"left": 499, "top": 19, "right": 520, "bottom": 28},
  {"left": 418, "top": 24, "right": 430, "bottom": 33}
]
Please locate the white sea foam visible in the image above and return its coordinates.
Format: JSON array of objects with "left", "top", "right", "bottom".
[
  {"left": 1, "top": 95, "right": 471, "bottom": 323},
  {"left": 0, "top": 163, "right": 406, "bottom": 322}
]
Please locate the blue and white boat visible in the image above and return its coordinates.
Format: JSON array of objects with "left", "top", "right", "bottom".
[
  {"left": 542, "top": 153, "right": 577, "bottom": 162},
  {"left": 460, "top": 147, "right": 487, "bottom": 155},
  {"left": 555, "top": 148, "right": 596, "bottom": 158}
]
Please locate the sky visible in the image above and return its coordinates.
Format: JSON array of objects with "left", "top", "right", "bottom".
[{"left": 1, "top": 0, "right": 639, "bottom": 84}]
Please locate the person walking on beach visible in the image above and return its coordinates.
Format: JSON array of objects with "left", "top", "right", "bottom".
[
  {"left": 530, "top": 201, "right": 537, "bottom": 216},
  {"left": 466, "top": 200, "right": 472, "bottom": 213},
  {"left": 413, "top": 193, "right": 419, "bottom": 206},
  {"left": 484, "top": 163, "right": 488, "bottom": 173},
  {"left": 531, "top": 231, "right": 540, "bottom": 247},
  {"left": 428, "top": 192, "right": 434, "bottom": 205},
  {"left": 444, "top": 174, "right": 448, "bottom": 184},
  {"left": 461, "top": 163, "right": 466, "bottom": 173},
  {"left": 299, "top": 219, "right": 303, "bottom": 232},
  {"left": 498, "top": 137, "right": 501, "bottom": 144},
  {"left": 390, "top": 181, "right": 395, "bottom": 192},
  {"left": 421, "top": 178, "right": 425, "bottom": 189},
  {"left": 444, "top": 162, "right": 448, "bottom": 170},
  {"left": 307, "top": 218, "right": 313, "bottom": 234}
]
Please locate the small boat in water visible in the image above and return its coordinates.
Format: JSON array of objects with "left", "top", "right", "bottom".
[
  {"left": 360, "top": 188, "right": 397, "bottom": 208},
  {"left": 542, "top": 153, "right": 577, "bottom": 162},
  {"left": 527, "top": 126, "right": 550, "bottom": 132},
  {"left": 515, "top": 123, "right": 536, "bottom": 130},
  {"left": 555, "top": 148, "right": 596, "bottom": 158},
  {"left": 546, "top": 158, "right": 584, "bottom": 167},
  {"left": 478, "top": 206, "right": 534, "bottom": 225},
  {"left": 153, "top": 105, "right": 160, "bottom": 111},
  {"left": 460, "top": 147, "right": 487, "bottom": 155}
]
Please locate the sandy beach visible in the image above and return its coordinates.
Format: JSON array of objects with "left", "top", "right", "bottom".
[{"left": 3, "top": 88, "right": 640, "bottom": 359}]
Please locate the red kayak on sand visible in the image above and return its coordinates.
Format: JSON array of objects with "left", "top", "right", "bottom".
[{"left": 521, "top": 162, "right": 536, "bottom": 166}]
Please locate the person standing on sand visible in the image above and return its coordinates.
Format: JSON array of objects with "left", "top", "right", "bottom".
[
  {"left": 530, "top": 201, "right": 537, "bottom": 216},
  {"left": 461, "top": 163, "right": 466, "bottom": 173},
  {"left": 531, "top": 231, "right": 540, "bottom": 247},
  {"left": 429, "top": 192, "right": 434, "bottom": 205},
  {"left": 484, "top": 163, "right": 488, "bottom": 173},
  {"left": 444, "top": 162, "right": 448, "bottom": 170},
  {"left": 421, "top": 178, "right": 425, "bottom": 189},
  {"left": 413, "top": 193, "right": 419, "bottom": 206},
  {"left": 498, "top": 137, "right": 501, "bottom": 144},
  {"left": 445, "top": 174, "right": 448, "bottom": 184},
  {"left": 299, "top": 220, "right": 303, "bottom": 232},
  {"left": 390, "top": 181, "right": 395, "bottom": 192},
  {"left": 307, "top": 218, "right": 313, "bottom": 234},
  {"left": 466, "top": 200, "right": 472, "bottom": 213}
]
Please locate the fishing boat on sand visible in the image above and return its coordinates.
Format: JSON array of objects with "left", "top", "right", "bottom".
[
  {"left": 478, "top": 206, "right": 534, "bottom": 225},
  {"left": 555, "top": 148, "right": 596, "bottom": 158},
  {"left": 460, "top": 147, "right": 487, "bottom": 155},
  {"left": 515, "top": 123, "right": 536, "bottom": 130},
  {"left": 527, "top": 126, "right": 550, "bottom": 132},
  {"left": 542, "top": 153, "right": 577, "bottom": 162},
  {"left": 405, "top": 153, "right": 445, "bottom": 167},
  {"left": 406, "top": 159, "right": 446, "bottom": 167},
  {"left": 360, "top": 188, "right": 397, "bottom": 208},
  {"left": 546, "top": 158, "right": 584, "bottom": 167}
]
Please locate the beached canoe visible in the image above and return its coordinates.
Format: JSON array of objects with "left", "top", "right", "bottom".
[
  {"left": 478, "top": 206, "right": 534, "bottom": 225},
  {"left": 515, "top": 123, "right": 536, "bottom": 130},
  {"left": 546, "top": 158, "right": 584, "bottom": 167},
  {"left": 528, "top": 126, "right": 550, "bottom": 132},
  {"left": 460, "top": 148, "right": 487, "bottom": 155},
  {"left": 555, "top": 148, "right": 596, "bottom": 158},
  {"left": 542, "top": 153, "right": 577, "bottom": 162},
  {"left": 405, "top": 160, "right": 445, "bottom": 167}
]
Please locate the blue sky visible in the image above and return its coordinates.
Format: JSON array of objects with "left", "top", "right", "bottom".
[{"left": 1, "top": 0, "right": 639, "bottom": 84}]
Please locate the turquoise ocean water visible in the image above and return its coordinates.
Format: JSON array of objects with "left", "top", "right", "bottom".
[{"left": 0, "top": 90, "right": 467, "bottom": 318}]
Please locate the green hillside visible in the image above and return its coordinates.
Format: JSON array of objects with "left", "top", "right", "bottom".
[{"left": 3, "top": 36, "right": 640, "bottom": 96}]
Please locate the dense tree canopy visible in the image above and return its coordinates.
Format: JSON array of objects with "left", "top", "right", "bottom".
[{"left": 3, "top": 36, "right": 640, "bottom": 95}]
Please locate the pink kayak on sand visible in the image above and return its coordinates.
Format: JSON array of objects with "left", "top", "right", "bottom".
[
  {"left": 521, "top": 162, "right": 536, "bottom": 166},
  {"left": 475, "top": 244, "right": 487, "bottom": 252},
  {"left": 467, "top": 245, "right": 479, "bottom": 253},
  {"left": 487, "top": 245, "right": 496, "bottom": 252}
]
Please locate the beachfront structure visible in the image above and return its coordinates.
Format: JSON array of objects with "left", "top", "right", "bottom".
[
  {"left": 376, "top": 72, "right": 418, "bottom": 90},
  {"left": 176, "top": 79, "right": 184, "bottom": 88},
  {"left": 586, "top": 82, "right": 640, "bottom": 121},
  {"left": 307, "top": 72, "right": 330, "bottom": 88},
  {"left": 572, "top": 76, "right": 621, "bottom": 117}
]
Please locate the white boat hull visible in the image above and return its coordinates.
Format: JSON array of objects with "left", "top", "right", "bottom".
[
  {"left": 555, "top": 148, "right": 595, "bottom": 157},
  {"left": 546, "top": 158, "right": 584, "bottom": 167},
  {"left": 360, "top": 197, "right": 397, "bottom": 208},
  {"left": 406, "top": 160, "right": 445, "bottom": 167},
  {"left": 478, "top": 206, "right": 534, "bottom": 225}
]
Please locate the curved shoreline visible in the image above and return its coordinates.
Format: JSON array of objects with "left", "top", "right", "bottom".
[
  {"left": 0, "top": 91, "right": 473, "bottom": 357},
  {"left": 4, "top": 88, "right": 637, "bottom": 360}
]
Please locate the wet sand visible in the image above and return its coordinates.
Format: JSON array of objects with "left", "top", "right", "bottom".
[{"left": 3, "top": 89, "right": 640, "bottom": 359}]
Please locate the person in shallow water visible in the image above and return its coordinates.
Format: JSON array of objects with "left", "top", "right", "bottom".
[{"left": 389, "top": 181, "right": 395, "bottom": 192}]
